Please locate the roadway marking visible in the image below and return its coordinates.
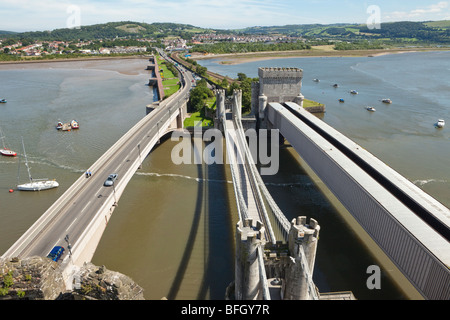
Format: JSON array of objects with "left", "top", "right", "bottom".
[
  {"left": 81, "top": 200, "right": 92, "bottom": 214},
  {"left": 66, "top": 217, "right": 78, "bottom": 232}
]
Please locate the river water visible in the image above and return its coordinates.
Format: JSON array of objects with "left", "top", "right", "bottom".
[{"left": 0, "top": 52, "right": 448, "bottom": 300}]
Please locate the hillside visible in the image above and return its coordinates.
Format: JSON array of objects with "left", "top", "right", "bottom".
[
  {"left": 238, "top": 21, "right": 450, "bottom": 43},
  {"left": 2, "top": 20, "right": 450, "bottom": 44},
  {"left": 3, "top": 21, "right": 211, "bottom": 41}
]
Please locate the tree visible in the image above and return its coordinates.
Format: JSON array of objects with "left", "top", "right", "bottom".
[{"left": 189, "top": 81, "right": 213, "bottom": 111}]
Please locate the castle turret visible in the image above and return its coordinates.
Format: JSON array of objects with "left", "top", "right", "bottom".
[{"left": 235, "top": 219, "right": 266, "bottom": 300}]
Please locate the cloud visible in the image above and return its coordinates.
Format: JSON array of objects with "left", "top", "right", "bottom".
[{"left": 385, "top": 1, "right": 450, "bottom": 21}]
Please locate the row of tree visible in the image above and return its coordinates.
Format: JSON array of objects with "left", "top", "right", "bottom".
[{"left": 190, "top": 41, "right": 310, "bottom": 54}]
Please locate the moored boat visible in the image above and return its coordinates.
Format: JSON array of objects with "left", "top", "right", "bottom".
[
  {"left": 0, "top": 148, "right": 17, "bottom": 157},
  {"left": 0, "top": 99, "right": 6, "bottom": 103},
  {"left": 17, "top": 137, "right": 58, "bottom": 191},
  {"left": 350, "top": 90, "right": 358, "bottom": 94},
  {"left": 56, "top": 121, "right": 63, "bottom": 130},
  {"left": 0, "top": 126, "right": 17, "bottom": 157},
  {"left": 339, "top": 98, "right": 345, "bottom": 103},
  {"left": 436, "top": 119, "right": 445, "bottom": 128},
  {"left": 366, "top": 106, "right": 376, "bottom": 112},
  {"left": 382, "top": 98, "right": 392, "bottom": 104},
  {"left": 71, "top": 120, "right": 79, "bottom": 129}
]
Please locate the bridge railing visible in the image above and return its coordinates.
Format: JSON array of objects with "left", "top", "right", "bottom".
[
  {"left": 223, "top": 115, "right": 249, "bottom": 222},
  {"left": 232, "top": 116, "right": 277, "bottom": 244}
]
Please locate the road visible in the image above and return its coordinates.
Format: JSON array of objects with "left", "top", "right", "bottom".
[{"left": 4, "top": 56, "right": 194, "bottom": 262}]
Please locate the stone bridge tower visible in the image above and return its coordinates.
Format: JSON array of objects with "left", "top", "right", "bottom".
[{"left": 252, "top": 67, "right": 304, "bottom": 128}]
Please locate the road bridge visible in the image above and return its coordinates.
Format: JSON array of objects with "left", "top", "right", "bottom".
[{"left": 1, "top": 57, "right": 193, "bottom": 288}]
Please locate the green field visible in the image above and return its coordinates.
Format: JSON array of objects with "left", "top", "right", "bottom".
[{"left": 183, "top": 111, "right": 213, "bottom": 127}]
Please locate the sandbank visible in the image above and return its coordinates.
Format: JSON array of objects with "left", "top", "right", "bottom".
[
  {"left": 192, "top": 47, "right": 450, "bottom": 65},
  {"left": 0, "top": 56, "right": 150, "bottom": 76}
]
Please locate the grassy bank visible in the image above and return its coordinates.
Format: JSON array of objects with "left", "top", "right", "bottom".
[{"left": 157, "top": 55, "right": 181, "bottom": 97}]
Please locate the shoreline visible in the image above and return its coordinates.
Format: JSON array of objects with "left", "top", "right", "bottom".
[
  {"left": 0, "top": 56, "right": 150, "bottom": 76},
  {"left": 192, "top": 47, "right": 450, "bottom": 65}
]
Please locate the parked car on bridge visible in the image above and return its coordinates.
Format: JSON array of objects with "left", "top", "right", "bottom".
[
  {"left": 104, "top": 173, "right": 118, "bottom": 186},
  {"left": 47, "top": 246, "right": 65, "bottom": 262}
]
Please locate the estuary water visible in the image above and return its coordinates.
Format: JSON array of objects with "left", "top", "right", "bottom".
[
  {"left": 198, "top": 51, "right": 450, "bottom": 209},
  {"left": 0, "top": 52, "right": 448, "bottom": 300}
]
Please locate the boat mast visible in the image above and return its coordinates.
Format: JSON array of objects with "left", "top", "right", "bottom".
[
  {"left": 0, "top": 126, "right": 6, "bottom": 149},
  {"left": 21, "top": 137, "right": 33, "bottom": 183}
]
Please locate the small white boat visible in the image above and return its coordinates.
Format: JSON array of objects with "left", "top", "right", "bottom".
[
  {"left": 436, "top": 119, "right": 445, "bottom": 128},
  {"left": 0, "top": 148, "right": 17, "bottom": 157},
  {"left": 17, "top": 137, "right": 58, "bottom": 191},
  {"left": 366, "top": 106, "right": 376, "bottom": 112},
  {"left": 0, "top": 126, "right": 17, "bottom": 157},
  {"left": 382, "top": 98, "right": 392, "bottom": 104},
  {"left": 0, "top": 99, "right": 6, "bottom": 103},
  {"left": 313, "top": 79, "right": 320, "bottom": 82},
  {"left": 71, "top": 120, "right": 79, "bottom": 129},
  {"left": 350, "top": 90, "right": 358, "bottom": 95}
]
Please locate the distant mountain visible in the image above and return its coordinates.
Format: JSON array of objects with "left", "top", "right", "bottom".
[
  {"left": 1, "top": 20, "right": 449, "bottom": 44},
  {"left": 237, "top": 20, "right": 450, "bottom": 43},
  {"left": 0, "top": 30, "right": 18, "bottom": 36},
  {"left": 2, "top": 21, "right": 211, "bottom": 41}
]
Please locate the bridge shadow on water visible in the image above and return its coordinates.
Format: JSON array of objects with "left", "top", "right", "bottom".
[{"left": 166, "top": 137, "right": 234, "bottom": 300}]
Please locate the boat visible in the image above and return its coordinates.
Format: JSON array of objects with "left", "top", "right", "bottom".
[
  {"left": 0, "top": 126, "right": 17, "bottom": 157},
  {"left": 313, "top": 79, "right": 320, "bottom": 82},
  {"left": 366, "top": 106, "right": 376, "bottom": 112},
  {"left": 350, "top": 90, "right": 358, "bottom": 95},
  {"left": 17, "top": 137, "right": 59, "bottom": 191},
  {"left": 436, "top": 119, "right": 445, "bottom": 128},
  {"left": 382, "top": 98, "right": 392, "bottom": 104},
  {"left": 0, "top": 99, "right": 6, "bottom": 103},
  {"left": 339, "top": 98, "right": 345, "bottom": 103},
  {"left": 56, "top": 121, "right": 63, "bottom": 130},
  {"left": 333, "top": 84, "right": 339, "bottom": 88},
  {"left": 70, "top": 120, "right": 79, "bottom": 129}
]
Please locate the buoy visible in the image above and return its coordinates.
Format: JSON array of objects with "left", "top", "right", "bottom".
[{"left": 9, "top": 189, "right": 14, "bottom": 193}]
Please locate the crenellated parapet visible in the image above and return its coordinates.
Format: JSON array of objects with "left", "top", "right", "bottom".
[{"left": 234, "top": 219, "right": 266, "bottom": 300}]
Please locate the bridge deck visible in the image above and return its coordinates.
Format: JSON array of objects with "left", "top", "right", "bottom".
[{"left": 225, "top": 117, "right": 262, "bottom": 226}]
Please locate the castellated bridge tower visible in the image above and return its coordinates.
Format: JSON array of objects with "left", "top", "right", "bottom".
[
  {"left": 253, "top": 67, "right": 305, "bottom": 127},
  {"left": 233, "top": 217, "right": 322, "bottom": 300},
  {"left": 234, "top": 219, "right": 266, "bottom": 300},
  {"left": 284, "top": 216, "right": 320, "bottom": 300}
]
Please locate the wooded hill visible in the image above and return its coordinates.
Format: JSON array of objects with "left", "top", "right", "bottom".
[
  {"left": 238, "top": 21, "right": 450, "bottom": 44},
  {"left": 0, "top": 21, "right": 210, "bottom": 41},
  {"left": 1, "top": 20, "right": 450, "bottom": 44}
]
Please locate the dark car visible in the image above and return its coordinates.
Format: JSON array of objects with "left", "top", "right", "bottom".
[
  {"left": 47, "top": 246, "right": 65, "bottom": 262},
  {"left": 104, "top": 173, "right": 118, "bottom": 186}
]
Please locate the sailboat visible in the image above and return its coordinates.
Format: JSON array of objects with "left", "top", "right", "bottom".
[
  {"left": 0, "top": 126, "right": 17, "bottom": 157},
  {"left": 17, "top": 137, "right": 59, "bottom": 191}
]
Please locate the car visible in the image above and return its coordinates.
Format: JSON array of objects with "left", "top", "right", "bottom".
[
  {"left": 47, "top": 246, "right": 65, "bottom": 262},
  {"left": 104, "top": 173, "right": 118, "bottom": 186}
]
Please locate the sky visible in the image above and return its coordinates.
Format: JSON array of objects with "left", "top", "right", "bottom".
[{"left": 1, "top": 0, "right": 450, "bottom": 32}]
